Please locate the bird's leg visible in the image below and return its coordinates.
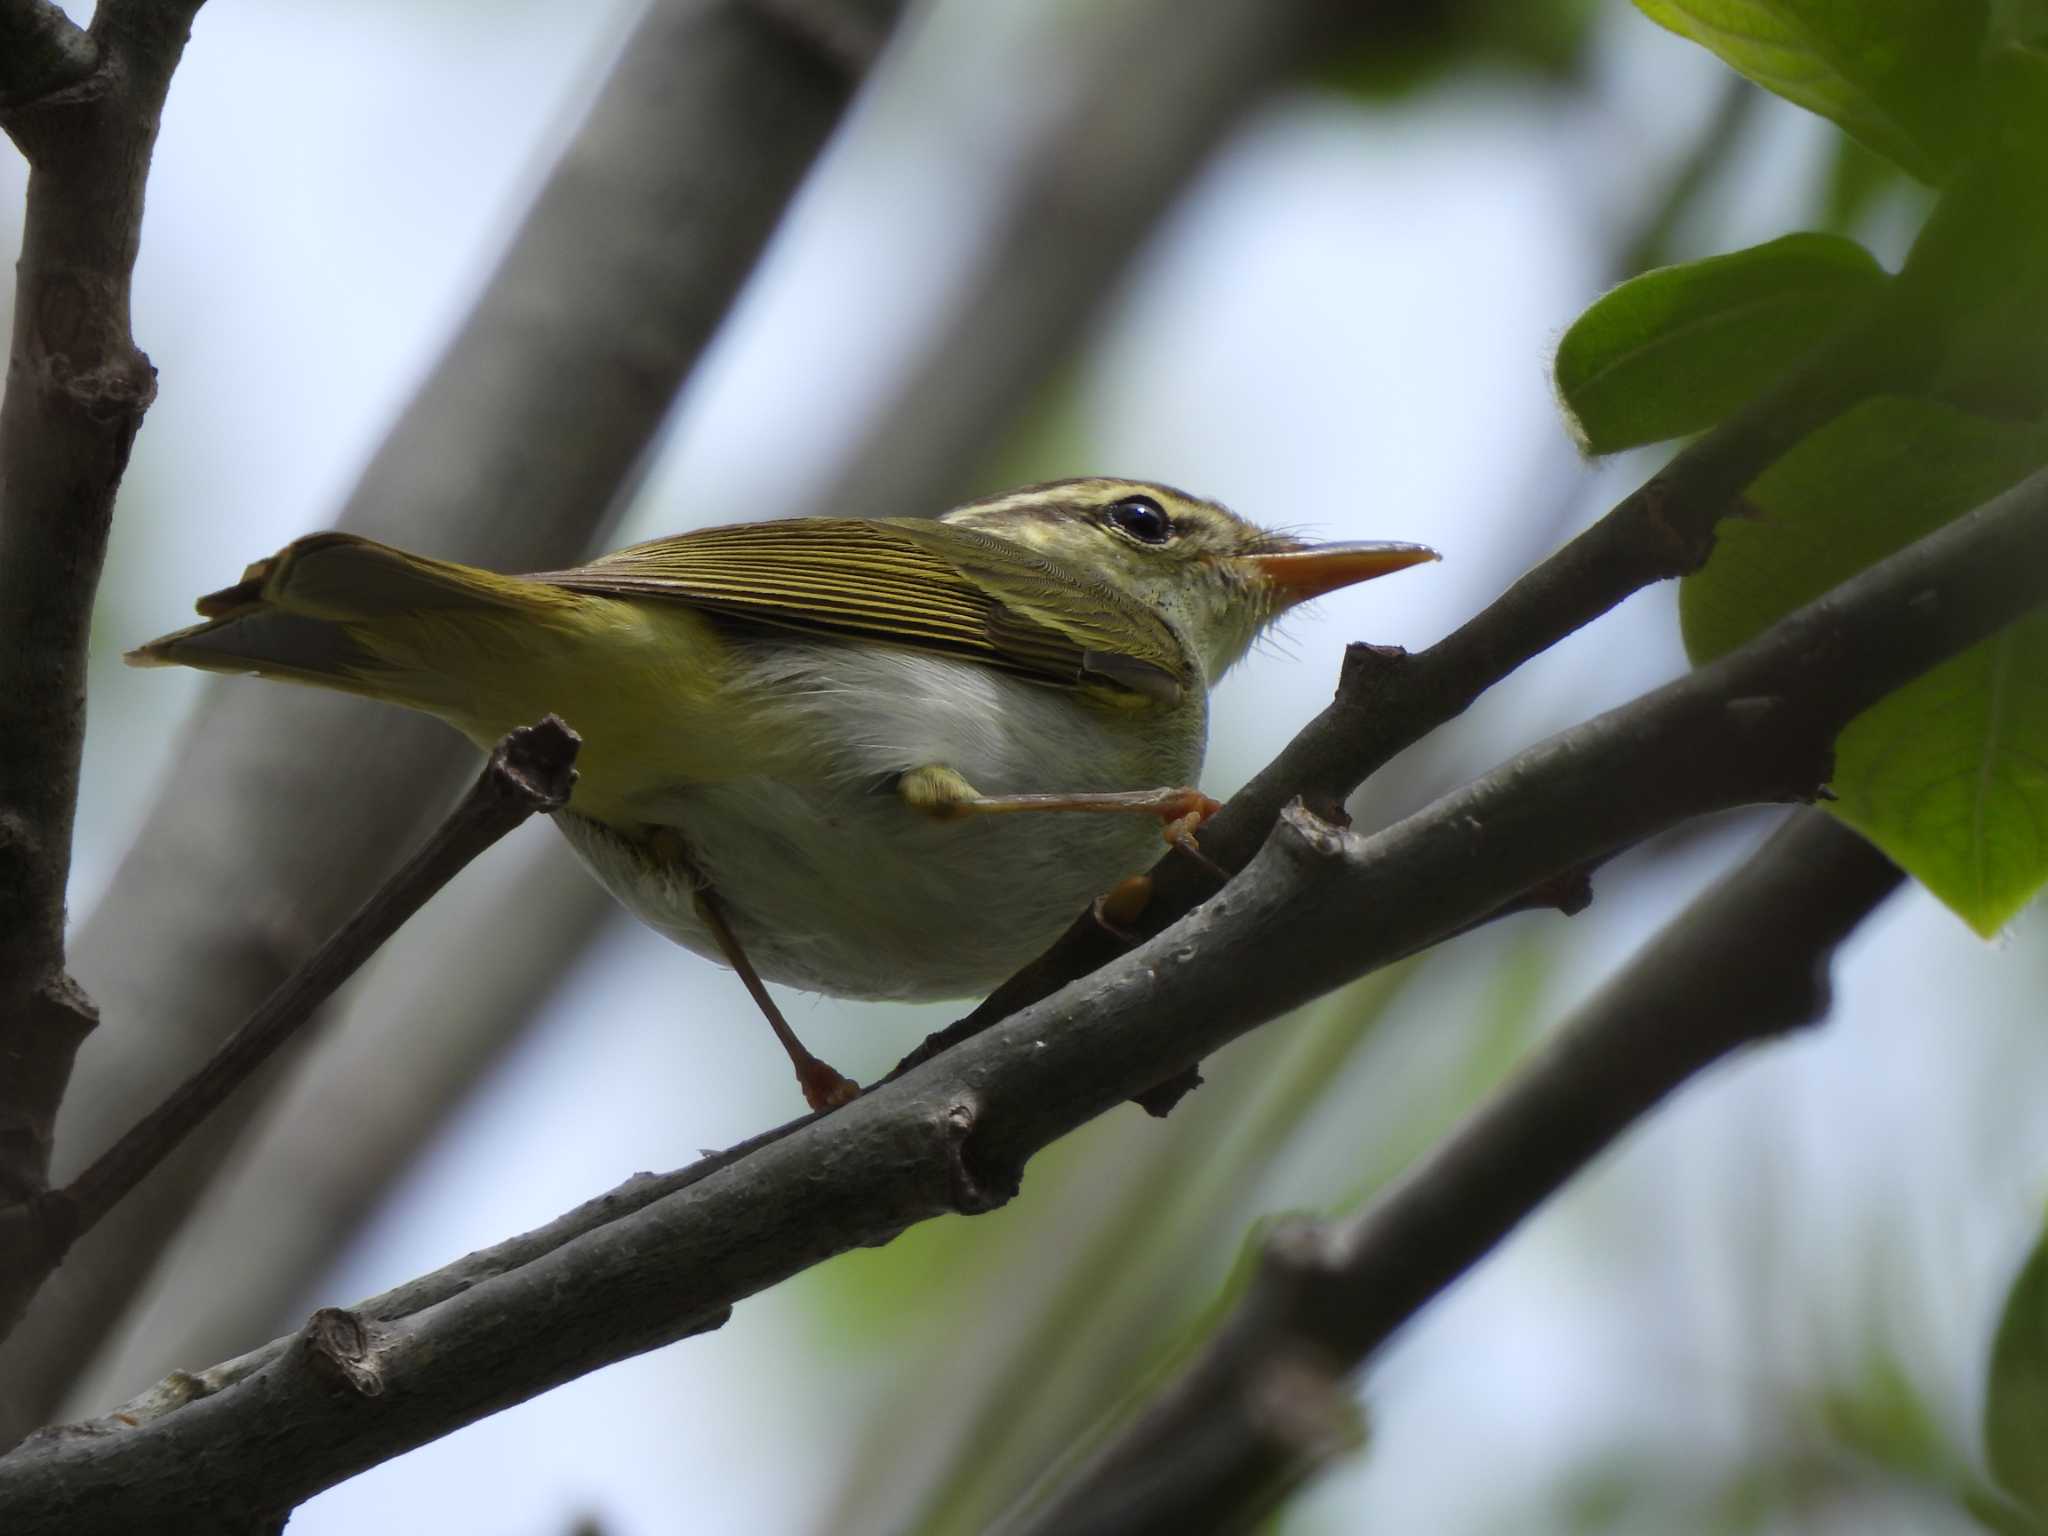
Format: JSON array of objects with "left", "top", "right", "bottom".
[
  {"left": 898, "top": 764, "right": 1223, "bottom": 852},
  {"left": 647, "top": 828, "right": 859, "bottom": 1114}
]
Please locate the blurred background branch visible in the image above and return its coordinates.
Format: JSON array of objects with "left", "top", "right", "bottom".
[
  {"left": 41, "top": 0, "right": 1490, "bottom": 1436},
  {"left": 808, "top": 0, "right": 1382, "bottom": 525},
  {"left": 5, "top": 1, "right": 2043, "bottom": 1530},
  {"left": 1013, "top": 811, "right": 1905, "bottom": 1535},
  {"left": 0, "top": 0, "right": 911, "bottom": 1446},
  {"left": 7, "top": 460, "right": 2040, "bottom": 1523}
]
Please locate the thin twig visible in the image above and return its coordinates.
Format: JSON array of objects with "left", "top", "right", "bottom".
[
  {"left": 52, "top": 719, "right": 578, "bottom": 1254},
  {"left": 3, "top": 464, "right": 2038, "bottom": 1528},
  {"left": 1009, "top": 810, "right": 1903, "bottom": 1536}
]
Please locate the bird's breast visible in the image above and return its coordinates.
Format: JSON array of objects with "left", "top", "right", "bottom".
[{"left": 556, "top": 641, "right": 1206, "bottom": 1000}]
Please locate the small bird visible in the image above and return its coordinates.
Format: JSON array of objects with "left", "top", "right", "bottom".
[{"left": 130, "top": 479, "right": 1435, "bottom": 1109}]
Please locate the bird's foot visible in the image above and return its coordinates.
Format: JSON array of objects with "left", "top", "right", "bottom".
[
  {"left": 1156, "top": 790, "right": 1223, "bottom": 851},
  {"left": 1092, "top": 873, "right": 1154, "bottom": 940},
  {"left": 796, "top": 1055, "right": 861, "bottom": 1113}
]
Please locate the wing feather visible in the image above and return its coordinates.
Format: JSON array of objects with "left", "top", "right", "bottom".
[{"left": 530, "top": 518, "right": 1190, "bottom": 700}]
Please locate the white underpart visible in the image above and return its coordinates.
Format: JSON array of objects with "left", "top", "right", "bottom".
[{"left": 554, "top": 641, "right": 1207, "bottom": 1000}]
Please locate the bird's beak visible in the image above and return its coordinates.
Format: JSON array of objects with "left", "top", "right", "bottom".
[{"left": 1236, "top": 541, "right": 1440, "bottom": 605}]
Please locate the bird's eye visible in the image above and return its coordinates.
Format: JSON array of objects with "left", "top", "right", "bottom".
[{"left": 1107, "top": 496, "right": 1172, "bottom": 545}]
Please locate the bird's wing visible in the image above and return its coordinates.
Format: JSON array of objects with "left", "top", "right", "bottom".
[{"left": 530, "top": 518, "right": 1192, "bottom": 701}]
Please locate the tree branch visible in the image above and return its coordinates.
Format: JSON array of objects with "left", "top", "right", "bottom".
[
  {"left": 4, "top": 457, "right": 2038, "bottom": 1531},
  {"left": 42, "top": 0, "right": 1406, "bottom": 1414},
  {"left": 922, "top": 298, "right": 1930, "bottom": 1079},
  {"left": 1011, "top": 809, "right": 1904, "bottom": 1536},
  {"left": 0, "top": 720, "right": 574, "bottom": 1364},
  {"left": 0, "top": 0, "right": 911, "bottom": 1436},
  {"left": 37, "top": 0, "right": 1336, "bottom": 1413},
  {"left": 20, "top": 0, "right": 1458, "bottom": 1423},
  {"left": 55, "top": 719, "right": 577, "bottom": 1252},
  {"left": 0, "top": 1, "right": 98, "bottom": 107},
  {"left": 0, "top": 0, "right": 206, "bottom": 1339},
  {"left": 73, "top": 846, "right": 618, "bottom": 1407}
]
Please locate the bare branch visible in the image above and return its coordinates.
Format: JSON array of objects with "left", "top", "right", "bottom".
[
  {"left": 1014, "top": 809, "right": 1903, "bottom": 1535},
  {"left": 0, "top": 0, "right": 911, "bottom": 1435},
  {"left": 0, "top": 1, "right": 97, "bottom": 107},
  {"left": 0, "top": 721, "right": 575, "bottom": 1351},
  {"left": 0, "top": 0, "right": 206, "bottom": 1340},
  {"left": 58, "top": 719, "right": 578, "bottom": 1247},
  {"left": 3, "top": 459, "right": 2037, "bottom": 1528},
  {"left": 73, "top": 846, "right": 617, "bottom": 1406},
  {"left": 92, "top": 1124, "right": 804, "bottom": 1435}
]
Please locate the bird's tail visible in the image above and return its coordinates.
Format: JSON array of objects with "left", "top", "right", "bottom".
[{"left": 125, "top": 532, "right": 580, "bottom": 718}]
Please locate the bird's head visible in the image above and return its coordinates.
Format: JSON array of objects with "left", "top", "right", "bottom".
[{"left": 941, "top": 477, "right": 1438, "bottom": 684}]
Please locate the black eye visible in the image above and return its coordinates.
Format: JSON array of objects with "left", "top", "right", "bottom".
[{"left": 1107, "top": 495, "right": 1171, "bottom": 544}]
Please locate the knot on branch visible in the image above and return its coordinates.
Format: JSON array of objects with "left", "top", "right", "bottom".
[
  {"left": 1335, "top": 642, "right": 1411, "bottom": 705},
  {"left": 1254, "top": 1217, "right": 1353, "bottom": 1334},
  {"left": 490, "top": 716, "right": 581, "bottom": 813},
  {"left": 1523, "top": 866, "right": 1596, "bottom": 919},
  {"left": 294, "top": 1307, "right": 386, "bottom": 1398},
  {"left": 936, "top": 1095, "right": 1012, "bottom": 1214},
  {"left": 1246, "top": 1345, "right": 1363, "bottom": 1465},
  {"left": 1636, "top": 476, "right": 1726, "bottom": 578},
  {"left": 51, "top": 347, "right": 159, "bottom": 425},
  {"left": 1275, "top": 799, "right": 1354, "bottom": 864},
  {"left": 1133, "top": 1064, "right": 1203, "bottom": 1118},
  {"left": 1260, "top": 1216, "right": 1344, "bottom": 1284},
  {"left": 33, "top": 970, "right": 99, "bottom": 1042},
  {"left": 112, "top": 1368, "right": 212, "bottom": 1429}
]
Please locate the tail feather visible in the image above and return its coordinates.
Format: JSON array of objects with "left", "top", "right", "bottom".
[{"left": 125, "top": 531, "right": 564, "bottom": 696}]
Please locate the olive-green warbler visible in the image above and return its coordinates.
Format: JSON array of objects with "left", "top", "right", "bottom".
[{"left": 130, "top": 478, "right": 1435, "bottom": 1108}]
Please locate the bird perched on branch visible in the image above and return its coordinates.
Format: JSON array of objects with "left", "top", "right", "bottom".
[{"left": 131, "top": 478, "right": 1436, "bottom": 1109}]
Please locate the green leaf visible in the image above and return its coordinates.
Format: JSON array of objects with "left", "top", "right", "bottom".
[
  {"left": 1900, "top": 46, "right": 2048, "bottom": 416},
  {"left": 1681, "top": 397, "right": 2048, "bottom": 934},
  {"left": 1633, "top": 0, "right": 1987, "bottom": 180},
  {"left": 1554, "top": 233, "right": 1887, "bottom": 454},
  {"left": 1987, "top": 1219, "right": 2048, "bottom": 1518}
]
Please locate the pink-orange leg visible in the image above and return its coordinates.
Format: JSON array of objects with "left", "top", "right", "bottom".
[
  {"left": 899, "top": 765, "right": 1223, "bottom": 851},
  {"left": 647, "top": 827, "right": 858, "bottom": 1114}
]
